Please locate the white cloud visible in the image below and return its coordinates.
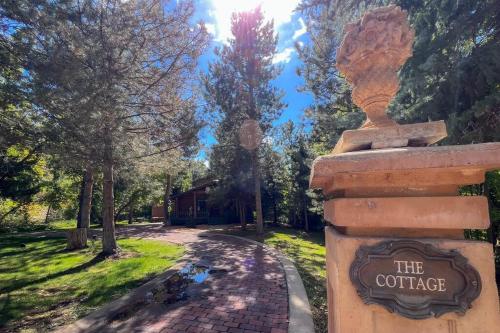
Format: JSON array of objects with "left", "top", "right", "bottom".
[
  {"left": 208, "top": 0, "right": 301, "bottom": 42},
  {"left": 273, "top": 47, "right": 295, "bottom": 64},
  {"left": 292, "top": 17, "right": 307, "bottom": 40}
]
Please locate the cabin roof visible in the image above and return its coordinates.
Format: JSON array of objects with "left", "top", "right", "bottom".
[{"left": 171, "top": 179, "right": 218, "bottom": 198}]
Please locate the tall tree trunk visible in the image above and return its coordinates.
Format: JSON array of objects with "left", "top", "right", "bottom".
[
  {"left": 102, "top": 128, "right": 117, "bottom": 255},
  {"left": 76, "top": 175, "right": 85, "bottom": 226},
  {"left": 163, "top": 174, "right": 172, "bottom": 226},
  {"left": 45, "top": 204, "right": 51, "bottom": 224},
  {"left": 252, "top": 151, "right": 264, "bottom": 235},
  {"left": 77, "top": 165, "right": 94, "bottom": 229},
  {"left": 128, "top": 200, "right": 134, "bottom": 224},
  {"left": 71, "top": 171, "right": 91, "bottom": 249},
  {"left": 247, "top": 60, "right": 263, "bottom": 235},
  {"left": 303, "top": 197, "right": 309, "bottom": 232},
  {"left": 237, "top": 199, "right": 246, "bottom": 230},
  {"left": 272, "top": 196, "right": 277, "bottom": 225}
]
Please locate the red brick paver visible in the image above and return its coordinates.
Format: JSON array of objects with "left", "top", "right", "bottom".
[{"left": 104, "top": 226, "right": 289, "bottom": 333}]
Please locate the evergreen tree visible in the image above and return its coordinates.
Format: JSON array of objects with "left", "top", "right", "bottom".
[
  {"left": 0, "top": 10, "right": 46, "bottom": 223},
  {"left": 260, "top": 141, "right": 286, "bottom": 225},
  {"left": 0, "top": 147, "right": 44, "bottom": 224},
  {"left": 296, "top": 0, "right": 364, "bottom": 154},
  {"left": 204, "top": 7, "right": 285, "bottom": 234},
  {"left": 278, "top": 121, "right": 321, "bottom": 231},
  {"left": 2, "top": 0, "right": 208, "bottom": 254}
]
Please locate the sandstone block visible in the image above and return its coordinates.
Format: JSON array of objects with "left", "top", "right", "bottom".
[{"left": 324, "top": 196, "right": 490, "bottom": 230}]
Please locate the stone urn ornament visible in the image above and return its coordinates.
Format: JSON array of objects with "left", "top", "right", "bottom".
[
  {"left": 337, "top": 6, "right": 415, "bottom": 128},
  {"left": 332, "top": 5, "right": 446, "bottom": 153},
  {"left": 337, "top": 5, "right": 414, "bottom": 128}
]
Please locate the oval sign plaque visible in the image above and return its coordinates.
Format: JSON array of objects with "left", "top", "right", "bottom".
[{"left": 350, "top": 240, "right": 481, "bottom": 319}]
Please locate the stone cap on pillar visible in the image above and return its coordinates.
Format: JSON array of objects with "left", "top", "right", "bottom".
[
  {"left": 332, "top": 121, "right": 447, "bottom": 154},
  {"left": 310, "top": 142, "right": 500, "bottom": 194}
]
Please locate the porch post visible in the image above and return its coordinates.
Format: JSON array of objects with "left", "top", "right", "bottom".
[
  {"left": 193, "top": 191, "right": 197, "bottom": 219},
  {"left": 175, "top": 197, "right": 178, "bottom": 217}
]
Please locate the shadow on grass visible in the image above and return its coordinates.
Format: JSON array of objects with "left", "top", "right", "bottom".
[
  {"left": 0, "top": 267, "right": 152, "bottom": 331},
  {"left": 0, "top": 236, "right": 183, "bottom": 331},
  {"left": 1, "top": 254, "right": 106, "bottom": 294},
  {"left": 0, "top": 236, "right": 102, "bottom": 291}
]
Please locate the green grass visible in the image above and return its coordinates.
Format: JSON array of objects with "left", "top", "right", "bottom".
[
  {"left": 0, "top": 219, "right": 157, "bottom": 234},
  {"left": 0, "top": 219, "right": 92, "bottom": 234},
  {"left": 0, "top": 235, "right": 184, "bottom": 332},
  {"left": 48, "top": 219, "right": 98, "bottom": 230},
  {"left": 49, "top": 219, "right": 155, "bottom": 230},
  {"left": 221, "top": 225, "right": 327, "bottom": 333}
]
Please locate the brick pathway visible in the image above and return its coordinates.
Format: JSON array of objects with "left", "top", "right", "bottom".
[{"left": 105, "top": 226, "right": 289, "bottom": 333}]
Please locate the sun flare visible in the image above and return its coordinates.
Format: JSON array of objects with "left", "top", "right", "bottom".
[{"left": 206, "top": 0, "right": 301, "bottom": 42}]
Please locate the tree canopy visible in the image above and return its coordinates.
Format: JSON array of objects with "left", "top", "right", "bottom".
[
  {"left": 0, "top": 0, "right": 498, "bottom": 249},
  {"left": 1, "top": 0, "right": 209, "bottom": 253}
]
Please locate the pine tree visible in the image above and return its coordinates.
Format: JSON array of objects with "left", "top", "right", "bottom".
[
  {"left": 260, "top": 141, "right": 286, "bottom": 225},
  {"left": 204, "top": 7, "right": 285, "bottom": 234},
  {"left": 277, "top": 121, "right": 320, "bottom": 231},
  {"left": 0, "top": 13, "right": 45, "bottom": 224},
  {"left": 3, "top": 0, "right": 208, "bottom": 254},
  {"left": 296, "top": 0, "right": 364, "bottom": 154}
]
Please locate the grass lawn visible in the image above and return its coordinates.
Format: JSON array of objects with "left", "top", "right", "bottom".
[
  {"left": 47, "top": 219, "right": 100, "bottom": 230},
  {"left": 0, "top": 219, "right": 156, "bottom": 234},
  {"left": 0, "top": 235, "right": 184, "bottom": 332},
  {"left": 49, "top": 219, "right": 155, "bottom": 230},
  {"left": 220, "top": 225, "right": 327, "bottom": 333}
]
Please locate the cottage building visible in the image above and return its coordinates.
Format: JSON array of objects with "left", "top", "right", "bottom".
[{"left": 152, "top": 179, "right": 249, "bottom": 225}]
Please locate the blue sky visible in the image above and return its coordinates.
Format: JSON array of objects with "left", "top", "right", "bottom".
[{"left": 193, "top": 0, "right": 313, "bottom": 160}]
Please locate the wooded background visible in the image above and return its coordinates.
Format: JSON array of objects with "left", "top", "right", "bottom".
[{"left": 0, "top": 0, "right": 498, "bottom": 259}]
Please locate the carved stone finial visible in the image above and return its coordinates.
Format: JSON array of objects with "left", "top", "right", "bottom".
[{"left": 337, "top": 5, "right": 414, "bottom": 128}]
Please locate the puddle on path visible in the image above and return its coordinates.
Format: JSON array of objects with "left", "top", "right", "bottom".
[
  {"left": 110, "top": 262, "right": 228, "bottom": 324},
  {"left": 156, "top": 263, "right": 211, "bottom": 304},
  {"left": 158, "top": 263, "right": 229, "bottom": 302}
]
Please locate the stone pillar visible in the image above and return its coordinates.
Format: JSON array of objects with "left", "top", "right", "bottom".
[{"left": 310, "top": 6, "right": 500, "bottom": 333}]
